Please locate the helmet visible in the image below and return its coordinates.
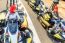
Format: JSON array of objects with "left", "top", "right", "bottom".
[{"left": 10, "top": 4, "right": 16, "bottom": 13}]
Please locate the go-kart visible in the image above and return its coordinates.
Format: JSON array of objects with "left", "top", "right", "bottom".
[
  {"left": 37, "top": 12, "right": 53, "bottom": 28},
  {"left": 47, "top": 18, "right": 65, "bottom": 43},
  {"left": 37, "top": 6, "right": 59, "bottom": 28},
  {"left": 18, "top": 11, "right": 33, "bottom": 43}
]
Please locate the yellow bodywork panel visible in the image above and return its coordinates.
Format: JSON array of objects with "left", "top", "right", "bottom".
[
  {"left": 27, "top": 38, "right": 32, "bottom": 43},
  {"left": 0, "top": 13, "right": 5, "bottom": 20},
  {"left": 36, "top": 6, "right": 40, "bottom": 11},
  {"left": 21, "top": 16, "right": 28, "bottom": 28},
  {"left": 43, "top": 13, "right": 50, "bottom": 21},
  {"left": 29, "top": 0, "right": 35, "bottom": 7},
  {"left": 54, "top": 34, "right": 62, "bottom": 39},
  {"left": 40, "top": 17, "right": 50, "bottom": 27},
  {"left": 31, "top": 0, "right": 35, "bottom": 3},
  {"left": 29, "top": 2, "right": 34, "bottom": 7}
]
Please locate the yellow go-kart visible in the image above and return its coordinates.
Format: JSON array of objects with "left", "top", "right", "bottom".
[
  {"left": 18, "top": 11, "right": 33, "bottom": 43},
  {"left": 47, "top": 17, "right": 65, "bottom": 43},
  {"left": 37, "top": 9, "right": 59, "bottom": 28},
  {"left": 37, "top": 12, "right": 53, "bottom": 28},
  {"left": 48, "top": 28, "right": 65, "bottom": 43}
]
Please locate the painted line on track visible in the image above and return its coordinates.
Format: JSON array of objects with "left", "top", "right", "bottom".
[{"left": 17, "top": 0, "right": 41, "bottom": 43}]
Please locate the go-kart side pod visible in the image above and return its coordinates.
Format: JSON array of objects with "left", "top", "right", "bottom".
[
  {"left": 36, "top": 6, "right": 40, "bottom": 11},
  {"left": 21, "top": 16, "right": 28, "bottom": 28},
  {"left": 42, "top": 13, "right": 51, "bottom": 21},
  {"left": 39, "top": 17, "right": 50, "bottom": 27},
  {"left": 27, "top": 38, "right": 32, "bottom": 43},
  {"left": 53, "top": 34, "right": 62, "bottom": 40}
]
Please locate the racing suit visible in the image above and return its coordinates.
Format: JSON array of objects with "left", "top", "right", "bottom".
[
  {"left": 6, "top": 11, "right": 20, "bottom": 33},
  {"left": 6, "top": 11, "right": 20, "bottom": 20}
]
